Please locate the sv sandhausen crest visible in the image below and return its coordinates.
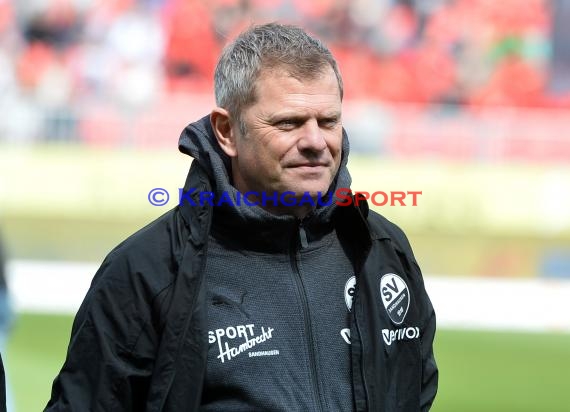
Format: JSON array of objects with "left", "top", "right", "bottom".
[
  {"left": 380, "top": 273, "right": 410, "bottom": 325},
  {"left": 344, "top": 276, "right": 356, "bottom": 311}
]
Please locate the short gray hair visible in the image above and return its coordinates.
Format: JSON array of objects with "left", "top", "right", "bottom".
[{"left": 214, "top": 23, "right": 343, "bottom": 132}]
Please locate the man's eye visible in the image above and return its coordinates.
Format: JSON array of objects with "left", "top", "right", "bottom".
[
  {"left": 276, "top": 120, "right": 298, "bottom": 129},
  {"left": 320, "top": 118, "right": 339, "bottom": 128}
]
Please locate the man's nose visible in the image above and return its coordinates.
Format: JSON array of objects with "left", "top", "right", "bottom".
[{"left": 297, "top": 119, "right": 327, "bottom": 153}]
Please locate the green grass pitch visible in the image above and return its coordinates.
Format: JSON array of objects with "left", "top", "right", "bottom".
[{"left": 5, "top": 313, "right": 570, "bottom": 411}]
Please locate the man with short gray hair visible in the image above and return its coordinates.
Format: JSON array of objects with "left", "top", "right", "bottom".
[{"left": 47, "top": 23, "right": 438, "bottom": 411}]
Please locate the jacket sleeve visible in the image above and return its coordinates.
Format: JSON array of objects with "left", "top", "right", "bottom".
[
  {"left": 379, "top": 216, "right": 439, "bottom": 410},
  {"left": 416, "top": 260, "right": 438, "bottom": 411},
  {"left": 45, "top": 251, "right": 161, "bottom": 411}
]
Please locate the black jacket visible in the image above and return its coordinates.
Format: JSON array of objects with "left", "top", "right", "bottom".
[
  {"left": 0, "top": 353, "right": 6, "bottom": 412},
  {"left": 46, "top": 118, "right": 437, "bottom": 411}
]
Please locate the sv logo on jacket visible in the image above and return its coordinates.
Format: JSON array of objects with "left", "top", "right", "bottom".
[{"left": 380, "top": 273, "right": 410, "bottom": 325}]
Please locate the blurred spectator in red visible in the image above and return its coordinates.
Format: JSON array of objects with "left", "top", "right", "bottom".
[
  {"left": 18, "top": 0, "right": 82, "bottom": 50},
  {"left": 469, "top": 55, "right": 546, "bottom": 107},
  {"left": 163, "top": 0, "right": 219, "bottom": 94}
]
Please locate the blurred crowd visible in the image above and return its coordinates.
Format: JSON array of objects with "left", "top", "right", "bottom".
[{"left": 0, "top": 0, "right": 568, "bottom": 146}]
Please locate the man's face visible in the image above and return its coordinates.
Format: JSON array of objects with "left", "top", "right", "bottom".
[{"left": 230, "top": 66, "right": 343, "bottom": 201}]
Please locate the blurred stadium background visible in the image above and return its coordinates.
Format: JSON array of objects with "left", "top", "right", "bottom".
[{"left": 1, "top": 0, "right": 570, "bottom": 410}]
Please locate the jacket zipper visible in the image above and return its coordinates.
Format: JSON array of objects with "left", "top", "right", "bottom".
[
  {"left": 353, "top": 286, "right": 371, "bottom": 411},
  {"left": 290, "top": 221, "right": 324, "bottom": 412},
  {"left": 352, "top": 203, "right": 373, "bottom": 411}
]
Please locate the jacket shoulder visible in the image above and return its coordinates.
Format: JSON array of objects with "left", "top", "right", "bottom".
[
  {"left": 89, "top": 207, "right": 189, "bottom": 305},
  {"left": 366, "top": 210, "right": 417, "bottom": 263}
]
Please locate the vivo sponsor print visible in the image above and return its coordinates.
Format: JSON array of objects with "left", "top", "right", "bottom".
[
  {"left": 340, "top": 328, "right": 351, "bottom": 345},
  {"left": 381, "top": 327, "right": 420, "bottom": 346}
]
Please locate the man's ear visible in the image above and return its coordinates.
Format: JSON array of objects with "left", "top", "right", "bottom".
[{"left": 210, "top": 108, "right": 237, "bottom": 157}]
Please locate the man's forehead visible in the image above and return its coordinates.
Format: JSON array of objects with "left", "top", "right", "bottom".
[
  {"left": 267, "top": 107, "right": 342, "bottom": 119},
  {"left": 254, "top": 67, "right": 340, "bottom": 100},
  {"left": 257, "top": 63, "right": 333, "bottom": 83}
]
